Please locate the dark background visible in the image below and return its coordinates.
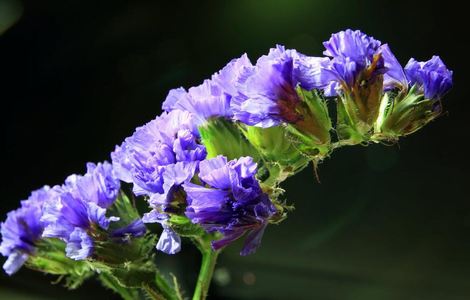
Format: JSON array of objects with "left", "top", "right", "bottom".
[{"left": 1, "top": 0, "right": 469, "bottom": 299}]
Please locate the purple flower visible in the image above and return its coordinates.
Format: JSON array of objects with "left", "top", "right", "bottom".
[
  {"left": 156, "top": 224, "right": 181, "bottom": 255},
  {"left": 0, "top": 187, "right": 52, "bottom": 275},
  {"left": 309, "top": 29, "right": 404, "bottom": 96},
  {"left": 231, "top": 45, "right": 307, "bottom": 127},
  {"left": 67, "top": 162, "right": 120, "bottom": 208},
  {"left": 404, "top": 56, "right": 453, "bottom": 99},
  {"left": 112, "top": 110, "right": 204, "bottom": 197},
  {"left": 293, "top": 55, "right": 333, "bottom": 92},
  {"left": 162, "top": 87, "right": 187, "bottom": 112},
  {"left": 41, "top": 184, "right": 119, "bottom": 260},
  {"left": 184, "top": 156, "right": 276, "bottom": 255},
  {"left": 173, "top": 130, "right": 207, "bottom": 162},
  {"left": 141, "top": 162, "right": 197, "bottom": 254},
  {"left": 112, "top": 110, "right": 207, "bottom": 253},
  {"left": 127, "top": 143, "right": 174, "bottom": 196},
  {"left": 323, "top": 29, "right": 382, "bottom": 63},
  {"left": 162, "top": 55, "right": 253, "bottom": 123},
  {"left": 163, "top": 81, "right": 232, "bottom": 124},
  {"left": 146, "top": 161, "right": 198, "bottom": 212},
  {"left": 112, "top": 110, "right": 204, "bottom": 198},
  {"left": 211, "top": 54, "right": 253, "bottom": 97}
]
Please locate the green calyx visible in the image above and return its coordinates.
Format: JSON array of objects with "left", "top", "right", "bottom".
[
  {"left": 199, "top": 117, "right": 260, "bottom": 161},
  {"left": 26, "top": 238, "right": 93, "bottom": 289},
  {"left": 373, "top": 85, "right": 440, "bottom": 142},
  {"left": 285, "top": 87, "right": 332, "bottom": 159},
  {"left": 335, "top": 75, "right": 384, "bottom": 145},
  {"left": 238, "top": 125, "right": 310, "bottom": 186}
]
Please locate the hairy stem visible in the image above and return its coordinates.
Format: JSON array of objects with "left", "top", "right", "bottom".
[
  {"left": 142, "top": 283, "right": 166, "bottom": 300},
  {"left": 192, "top": 236, "right": 220, "bottom": 300},
  {"left": 98, "top": 272, "right": 139, "bottom": 300}
]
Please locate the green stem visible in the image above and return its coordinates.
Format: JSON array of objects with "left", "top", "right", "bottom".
[
  {"left": 155, "top": 271, "right": 182, "bottom": 300},
  {"left": 142, "top": 283, "right": 166, "bottom": 300},
  {"left": 192, "top": 237, "right": 220, "bottom": 300},
  {"left": 98, "top": 272, "right": 139, "bottom": 300}
]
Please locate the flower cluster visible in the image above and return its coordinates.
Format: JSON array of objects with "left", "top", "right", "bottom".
[
  {"left": 111, "top": 110, "right": 207, "bottom": 254},
  {"left": 1, "top": 161, "right": 146, "bottom": 275},
  {"left": 2, "top": 29, "right": 453, "bottom": 280},
  {"left": 40, "top": 162, "right": 127, "bottom": 260}
]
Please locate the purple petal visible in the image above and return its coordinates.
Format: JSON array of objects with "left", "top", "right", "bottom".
[
  {"left": 111, "top": 144, "right": 134, "bottom": 183},
  {"left": 295, "top": 56, "right": 335, "bottom": 91},
  {"left": 404, "top": 56, "right": 453, "bottom": 99},
  {"left": 156, "top": 226, "right": 181, "bottom": 255},
  {"left": 231, "top": 46, "right": 301, "bottom": 127},
  {"left": 86, "top": 202, "right": 119, "bottom": 230},
  {"left": 142, "top": 210, "right": 168, "bottom": 224},
  {"left": 162, "top": 87, "right": 188, "bottom": 112},
  {"left": 198, "top": 156, "right": 231, "bottom": 189},
  {"left": 75, "top": 162, "right": 120, "bottom": 208},
  {"left": 42, "top": 223, "right": 74, "bottom": 240},
  {"left": 65, "top": 227, "right": 93, "bottom": 260},
  {"left": 240, "top": 224, "right": 268, "bottom": 256},
  {"left": 183, "top": 183, "right": 229, "bottom": 210},
  {"left": 2, "top": 251, "right": 29, "bottom": 275},
  {"left": 182, "top": 80, "right": 233, "bottom": 123},
  {"left": 323, "top": 29, "right": 381, "bottom": 62},
  {"left": 211, "top": 54, "right": 253, "bottom": 97},
  {"left": 380, "top": 44, "right": 407, "bottom": 90},
  {"left": 111, "top": 219, "right": 147, "bottom": 239},
  {"left": 211, "top": 230, "right": 245, "bottom": 251}
]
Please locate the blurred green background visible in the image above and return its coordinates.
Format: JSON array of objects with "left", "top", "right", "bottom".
[{"left": 1, "top": 0, "right": 469, "bottom": 299}]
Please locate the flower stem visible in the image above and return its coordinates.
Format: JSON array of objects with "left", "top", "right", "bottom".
[
  {"left": 192, "top": 236, "right": 220, "bottom": 300},
  {"left": 142, "top": 283, "right": 166, "bottom": 300},
  {"left": 98, "top": 272, "right": 139, "bottom": 300}
]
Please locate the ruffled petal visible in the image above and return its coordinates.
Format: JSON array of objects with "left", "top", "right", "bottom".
[
  {"left": 65, "top": 227, "right": 93, "bottom": 260},
  {"left": 2, "top": 251, "right": 29, "bottom": 275},
  {"left": 156, "top": 226, "right": 181, "bottom": 255}
]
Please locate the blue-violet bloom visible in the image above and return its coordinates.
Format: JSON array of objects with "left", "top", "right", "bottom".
[
  {"left": 41, "top": 164, "right": 121, "bottom": 260},
  {"left": 112, "top": 110, "right": 205, "bottom": 198},
  {"left": 162, "top": 55, "right": 253, "bottom": 124},
  {"left": 231, "top": 45, "right": 310, "bottom": 127},
  {"left": 404, "top": 56, "right": 453, "bottom": 99},
  {"left": 184, "top": 155, "right": 276, "bottom": 255},
  {"left": 0, "top": 187, "right": 52, "bottom": 275},
  {"left": 67, "top": 162, "right": 120, "bottom": 209},
  {"left": 307, "top": 29, "right": 404, "bottom": 96}
]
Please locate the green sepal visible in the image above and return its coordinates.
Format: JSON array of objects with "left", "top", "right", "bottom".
[
  {"left": 107, "top": 191, "right": 141, "bottom": 225},
  {"left": 97, "top": 261, "right": 183, "bottom": 300},
  {"left": 25, "top": 238, "right": 93, "bottom": 289},
  {"left": 169, "top": 215, "right": 205, "bottom": 238},
  {"left": 285, "top": 88, "right": 332, "bottom": 158},
  {"left": 108, "top": 260, "right": 157, "bottom": 288},
  {"left": 335, "top": 94, "right": 368, "bottom": 145},
  {"left": 238, "top": 125, "right": 310, "bottom": 186},
  {"left": 335, "top": 75, "right": 384, "bottom": 144},
  {"left": 373, "top": 85, "right": 440, "bottom": 142},
  {"left": 199, "top": 117, "right": 260, "bottom": 160},
  {"left": 90, "top": 232, "right": 182, "bottom": 300}
]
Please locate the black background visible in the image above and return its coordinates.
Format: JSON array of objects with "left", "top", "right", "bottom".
[{"left": 1, "top": 0, "right": 469, "bottom": 299}]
